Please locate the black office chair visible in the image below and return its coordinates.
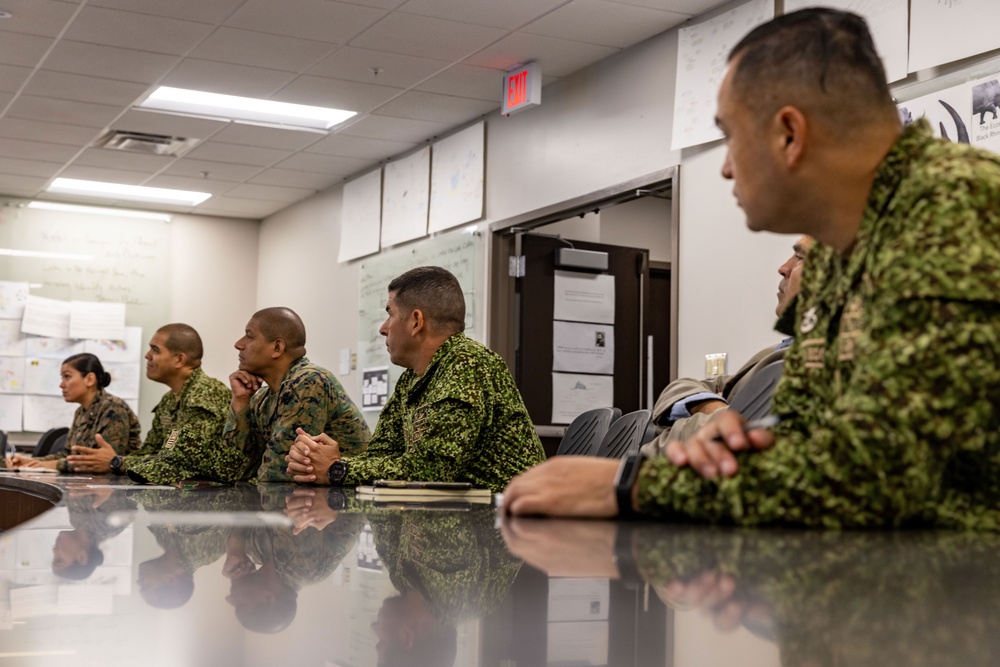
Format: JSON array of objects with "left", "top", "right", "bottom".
[
  {"left": 33, "top": 427, "right": 69, "bottom": 457},
  {"left": 593, "top": 409, "right": 652, "bottom": 459},
  {"left": 555, "top": 407, "right": 622, "bottom": 456},
  {"left": 727, "top": 359, "right": 785, "bottom": 421},
  {"left": 47, "top": 433, "right": 69, "bottom": 457}
]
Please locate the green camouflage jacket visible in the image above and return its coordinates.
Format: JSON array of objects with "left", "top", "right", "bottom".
[
  {"left": 637, "top": 120, "right": 1000, "bottom": 529},
  {"left": 42, "top": 389, "right": 141, "bottom": 472},
  {"left": 343, "top": 333, "right": 545, "bottom": 492},
  {"left": 225, "top": 357, "right": 370, "bottom": 482}
]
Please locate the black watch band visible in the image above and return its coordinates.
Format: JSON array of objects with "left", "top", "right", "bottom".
[
  {"left": 613, "top": 525, "right": 643, "bottom": 588},
  {"left": 109, "top": 455, "right": 124, "bottom": 476},
  {"left": 327, "top": 460, "right": 348, "bottom": 486},
  {"left": 614, "top": 453, "right": 645, "bottom": 519}
]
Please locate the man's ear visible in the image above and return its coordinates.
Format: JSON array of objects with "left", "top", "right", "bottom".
[
  {"left": 271, "top": 338, "right": 286, "bottom": 359},
  {"left": 173, "top": 352, "right": 188, "bottom": 370},
  {"left": 775, "top": 105, "right": 808, "bottom": 168},
  {"left": 409, "top": 308, "right": 426, "bottom": 337}
]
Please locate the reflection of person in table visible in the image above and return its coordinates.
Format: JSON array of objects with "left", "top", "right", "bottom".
[
  {"left": 51, "top": 487, "right": 137, "bottom": 580},
  {"left": 6, "top": 353, "right": 140, "bottom": 472}
]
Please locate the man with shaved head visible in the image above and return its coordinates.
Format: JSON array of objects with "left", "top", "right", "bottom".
[
  {"left": 66, "top": 323, "right": 237, "bottom": 485},
  {"left": 224, "top": 307, "right": 370, "bottom": 482}
]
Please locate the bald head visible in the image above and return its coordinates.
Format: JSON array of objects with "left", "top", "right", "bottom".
[
  {"left": 727, "top": 8, "right": 899, "bottom": 138},
  {"left": 157, "top": 323, "right": 203, "bottom": 369},
  {"left": 251, "top": 307, "right": 306, "bottom": 359}
]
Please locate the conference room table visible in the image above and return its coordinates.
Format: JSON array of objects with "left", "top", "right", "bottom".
[{"left": 1, "top": 473, "right": 996, "bottom": 667}]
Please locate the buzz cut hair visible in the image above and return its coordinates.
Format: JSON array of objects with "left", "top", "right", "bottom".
[
  {"left": 251, "top": 307, "right": 307, "bottom": 356},
  {"left": 387, "top": 266, "right": 466, "bottom": 335},
  {"left": 157, "top": 323, "right": 204, "bottom": 368}
]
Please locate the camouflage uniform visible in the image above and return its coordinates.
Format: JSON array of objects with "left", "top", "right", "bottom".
[
  {"left": 125, "top": 368, "right": 242, "bottom": 485},
  {"left": 40, "top": 390, "right": 141, "bottom": 473},
  {"left": 637, "top": 120, "right": 1000, "bottom": 529},
  {"left": 342, "top": 333, "right": 545, "bottom": 492},
  {"left": 224, "top": 357, "right": 370, "bottom": 482}
]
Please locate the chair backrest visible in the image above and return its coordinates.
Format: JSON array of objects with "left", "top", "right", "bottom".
[
  {"left": 48, "top": 433, "right": 69, "bottom": 457},
  {"left": 726, "top": 359, "right": 785, "bottom": 421},
  {"left": 555, "top": 407, "right": 622, "bottom": 456},
  {"left": 593, "top": 409, "right": 652, "bottom": 459},
  {"left": 33, "top": 427, "right": 69, "bottom": 457}
]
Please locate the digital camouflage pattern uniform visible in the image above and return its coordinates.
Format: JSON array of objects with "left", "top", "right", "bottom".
[
  {"left": 367, "top": 505, "right": 522, "bottom": 626},
  {"left": 341, "top": 333, "right": 545, "bottom": 492},
  {"left": 224, "top": 357, "right": 370, "bottom": 482},
  {"left": 40, "top": 389, "right": 141, "bottom": 473},
  {"left": 637, "top": 120, "right": 1000, "bottom": 529},
  {"left": 124, "top": 368, "right": 240, "bottom": 485}
]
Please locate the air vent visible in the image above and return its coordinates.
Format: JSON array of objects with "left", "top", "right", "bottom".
[{"left": 93, "top": 130, "right": 199, "bottom": 156}]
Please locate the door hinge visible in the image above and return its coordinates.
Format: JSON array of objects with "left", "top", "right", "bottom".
[{"left": 509, "top": 255, "right": 526, "bottom": 278}]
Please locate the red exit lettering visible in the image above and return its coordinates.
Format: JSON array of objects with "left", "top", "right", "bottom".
[{"left": 507, "top": 70, "right": 528, "bottom": 108}]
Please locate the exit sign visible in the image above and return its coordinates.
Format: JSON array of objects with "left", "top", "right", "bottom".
[{"left": 501, "top": 62, "right": 541, "bottom": 116}]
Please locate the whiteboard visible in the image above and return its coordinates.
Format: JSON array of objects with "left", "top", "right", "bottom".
[
  {"left": 429, "top": 122, "right": 485, "bottom": 234},
  {"left": 339, "top": 168, "right": 382, "bottom": 263},
  {"left": 355, "top": 230, "right": 483, "bottom": 429},
  {"left": 381, "top": 146, "right": 430, "bottom": 248}
]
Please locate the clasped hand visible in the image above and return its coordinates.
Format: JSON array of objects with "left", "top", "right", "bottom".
[{"left": 285, "top": 428, "right": 342, "bottom": 484}]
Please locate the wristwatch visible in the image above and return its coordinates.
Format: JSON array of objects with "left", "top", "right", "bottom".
[
  {"left": 327, "top": 460, "right": 348, "bottom": 486},
  {"left": 614, "top": 453, "right": 645, "bottom": 519},
  {"left": 109, "top": 455, "right": 124, "bottom": 476}
]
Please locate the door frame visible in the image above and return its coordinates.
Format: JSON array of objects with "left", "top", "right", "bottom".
[{"left": 488, "top": 166, "right": 680, "bottom": 431}]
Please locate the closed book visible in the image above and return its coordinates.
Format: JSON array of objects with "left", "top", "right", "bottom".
[{"left": 355, "top": 480, "right": 492, "bottom": 503}]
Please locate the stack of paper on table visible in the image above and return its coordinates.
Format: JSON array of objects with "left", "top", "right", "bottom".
[{"left": 355, "top": 480, "right": 492, "bottom": 504}]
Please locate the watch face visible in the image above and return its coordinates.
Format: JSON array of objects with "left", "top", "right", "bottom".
[
  {"left": 110, "top": 456, "right": 123, "bottom": 471},
  {"left": 328, "top": 461, "right": 347, "bottom": 484}
]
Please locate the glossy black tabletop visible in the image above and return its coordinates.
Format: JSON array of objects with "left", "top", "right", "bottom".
[{"left": 1, "top": 473, "right": 997, "bottom": 667}]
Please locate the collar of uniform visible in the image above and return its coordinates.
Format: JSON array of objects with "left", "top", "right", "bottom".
[
  {"left": 276, "top": 356, "right": 310, "bottom": 392},
  {"left": 402, "top": 332, "right": 466, "bottom": 397},
  {"left": 158, "top": 366, "right": 206, "bottom": 414},
  {"left": 80, "top": 389, "right": 109, "bottom": 421}
]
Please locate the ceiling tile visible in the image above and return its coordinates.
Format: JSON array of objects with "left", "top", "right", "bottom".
[
  {"left": 339, "top": 113, "right": 451, "bottom": 143},
  {"left": 0, "top": 64, "right": 31, "bottom": 93},
  {"left": 225, "top": 0, "right": 386, "bottom": 44},
  {"left": 0, "top": 32, "right": 54, "bottom": 67},
  {"left": 111, "top": 109, "right": 228, "bottom": 140},
  {"left": 63, "top": 6, "right": 215, "bottom": 56},
  {"left": 416, "top": 64, "right": 503, "bottom": 101},
  {"left": 160, "top": 59, "right": 298, "bottom": 98},
  {"left": 72, "top": 147, "right": 174, "bottom": 172},
  {"left": 23, "top": 71, "right": 150, "bottom": 106},
  {"left": 350, "top": 13, "right": 506, "bottom": 61},
  {"left": 306, "top": 46, "right": 449, "bottom": 88},
  {"left": 0, "top": 118, "right": 101, "bottom": 145},
  {"left": 190, "top": 27, "right": 336, "bottom": 73},
  {"left": 375, "top": 90, "right": 496, "bottom": 124},
  {"left": 397, "top": 0, "right": 570, "bottom": 30},
  {"left": 210, "top": 124, "right": 324, "bottom": 152},
  {"left": 0, "top": 156, "right": 64, "bottom": 178},
  {"left": 522, "top": 0, "right": 688, "bottom": 48},
  {"left": 248, "top": 168, "right": 342, "bottom": 190},
  {"left": 143, "top": 174, "right": 237, "bottom": 196},
  {"left": 275, "top": 151, "right": 370, "bottom": 176},
  {"left": 195, "top": 196, "right": 286, "bottom": 218},
  {"left": 306, "top": 133, "right": 416, "bottom": 160},
  {"left": 0, "top": 174, "right": 48, "bottom": 196},
  {"left": 274, "top": 75, "right": 402, "bottom": 112},
  {"left": 608, "top": 0, "right": 726, "bottom": 14},
  {"left": 185, "top": 141, "right": 292, "bottom": 167},
  {"left": 464, "top": 32, "right": 619, "bottom": 77},
  {"left": 348, "top": 0, "right": 408, "bottom": 9},
  {"left": 162, "top": 158, "right": 263, "bottom": 182},
  {"left": 0, "top": 0, "right": 81, "bottom": 38},
  {"left": 6, "top": 95, "right": 122, "bottom": 128},
  {"left": 88, "top": 0, "right": 248, "bottom": 24},
  {"left": 224, "top": 183, "right": 317, "bottom": 202},
  {"left": 58, "top": 164, "right": 152, "bottom": 184},
  {"left": 0, "top": 137, "right": 81, "bottom": 162},
  {"left": 42, "top": 41, "right": 180, "bottom": 84}
]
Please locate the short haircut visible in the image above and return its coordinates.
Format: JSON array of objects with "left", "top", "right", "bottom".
[
  {"left": 63, "top": 353, "right": 111, "bottom": 389},
  {"left": 387, "top": 266, "right": 465, "bottom": 334},
  {"left": 157, "top": 323, "right": 204, "bottom": 368},
  {"left": 251, "top": 307, "right": 306, "bottom": 357},
  {"left": 727, "top": 8, "right": 898, "bottom": 135}
]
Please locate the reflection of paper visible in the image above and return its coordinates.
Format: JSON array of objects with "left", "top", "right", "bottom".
[
  {"left": 0, "top": 319, "right": 26, "bottom": 357},
  {"left": 85, "top": 327, "right": 143, "bottom": 363},
  {"left": 10, "top": 585, "right": 57, "bottom": 620},
  {"left": 25, "top": 335, "right": 85, "bottom": 359},
  {"left": 0, "top": 357, "right": 25, "bottom": 393},
  {"left": 553, "top": 271, "right": 615, "bottom": 324},
  {"left": 551, "top": 373, "right": 614, "bottom": 424},
  {"left": 0, "top": 281, "right": 29, "bottom": 319},
  {"left": 552, "top": 321, "right": 614, "bottom": 374},
  {"left": 57, "top": 584, "right": 115, "bottom": 615},
  {"left": 671, "top": 0, "right": 773, "bottom": 150},
  {"left": 0, "top": 394, "right": 23, "bottom": 431},
  {"left": 361, "top": 366, "right": 389, "bottom": 411},
  {"left": 23, "top": 357, "right": 62, "bottom": 396},
  {"left": 547, "top": 621, "right": 609, "bottom": 665},
  {"left": 105, "top": 362, "right": 140, "bottom": 399},
  {"left": 23, "top": 395, "right": 75, "bottom": 432},
  {"left": 69, "top": 301, "right": 126, "bottom": 340},
  {"left": 20, "top": 296, "right": 71, "bottom": 338}
]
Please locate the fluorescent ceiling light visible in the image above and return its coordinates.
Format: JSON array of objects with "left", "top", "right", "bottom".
[
  {"left": 0, "top": 248, "right": 94, "bottom": 261},
  {"left": 46, "top": 178, "right": 211, "bottom": 206},
  {"left": 27, "top": 201, "right": 172, "bottom": 221},
  {"left": 138, "top": 86, "right": 356, "bottom": 131}
]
